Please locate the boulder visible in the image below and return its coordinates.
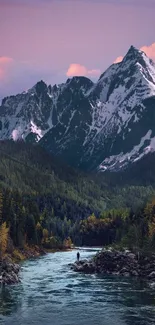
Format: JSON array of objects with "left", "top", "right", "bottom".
[
  {"left": 127, "top": 253, "right": 136, "bottom": 260},
  {"left": 70, "top": 249, "right": 155, "bottom": 280},
  {"left": 131, "top": 270, "right": 139, "bottom": 276},
  {"left": 0, "top": 257, "right": 20, "bottom": 285},
  {"left": 148, "top": 271, "right": 155, "bottom": 280},
  {"left": 122, "top": 272, "right": 130, "bottom": 277},
  {"left": 70, "top": 260, "right": 96, "bottom": 273}
]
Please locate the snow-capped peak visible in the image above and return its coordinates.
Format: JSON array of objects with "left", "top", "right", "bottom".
[
  {"left": 0, "top": 45, "right": 155, "bottom": 171},
  {"left": 123, "top": 45, "right": 142, "bottom": 59}
]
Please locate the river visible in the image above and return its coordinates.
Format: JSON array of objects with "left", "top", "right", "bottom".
[{"left": 0, "top": 248, "right": 155, "bottom": 325}]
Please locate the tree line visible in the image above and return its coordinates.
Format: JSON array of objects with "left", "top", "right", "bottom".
[
  {"left": 0, "top": 140, "right": 155, "bottom": 258},
  {"left": 80, "top": 201, "right": 155, "bottom": 251},
  {"left": 0, "top": 187, "right": 155, "bottom": 259}
]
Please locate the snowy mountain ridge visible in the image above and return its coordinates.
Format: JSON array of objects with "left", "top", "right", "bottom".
[{"left": 0, "top": 45, "right": 155, "bottom": 171}]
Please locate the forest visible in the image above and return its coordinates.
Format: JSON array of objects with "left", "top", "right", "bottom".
[{"left": 0, "top": 140, "right": 155, "bottom": 258}]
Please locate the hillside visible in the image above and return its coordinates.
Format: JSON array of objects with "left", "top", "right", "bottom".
[
  {"left": 0, "top": 140, "right": 155, "bottom": 253},
  {"left": 0, "top": 140, "right": 154, "bottom": 214}
]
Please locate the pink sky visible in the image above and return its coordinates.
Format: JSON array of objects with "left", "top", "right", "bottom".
[{"left": 0, "top": 0, "right": 155, "bottom": 98}]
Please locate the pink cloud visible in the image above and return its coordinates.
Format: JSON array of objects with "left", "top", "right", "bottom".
[
  {"left": 66, "top": 63, "right": 100, "bottom": 78},
  {"left": 113, "top": 56, "right": 123, "bottom": 64},
  {"left": 140, "top": 43, "right": 155, "bottom": 60},
  {"left": 0, "top": 57, "right": 13, "bottom": 64},
  {"left": 66, "top": 64, "right": 87, "bottom": 77},
  {"left": 0, "top": 56, "right": 13, "bottom": 80},
  {"left": 114, "top": 43, "right": 155, "bottom": 64}
]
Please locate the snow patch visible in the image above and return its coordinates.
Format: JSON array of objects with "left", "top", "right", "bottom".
[
  {"left": 30, "top": 121, "right": 43, "bottom": 141},
  {"left": 12, "top": 127, "right": 23, "bottom": 141},
  {"left": 99, "top": 130, "right": 154, "bottom": 170}
]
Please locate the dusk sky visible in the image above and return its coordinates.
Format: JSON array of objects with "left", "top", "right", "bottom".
[{"left": 0, "top": 0, "right": 155, "bottom": 99}]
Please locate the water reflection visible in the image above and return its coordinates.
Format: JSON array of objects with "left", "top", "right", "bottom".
[{"left": 0, "top": 284, "right": 23, "bottom": 316}]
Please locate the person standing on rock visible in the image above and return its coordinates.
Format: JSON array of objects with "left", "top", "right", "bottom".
[{"left": 77, "top": 252, "right": 80, "bottom": 262}]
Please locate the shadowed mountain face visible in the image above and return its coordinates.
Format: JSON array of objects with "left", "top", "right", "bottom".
[{"left": 1, "top": 46, "right": 155, "bottom": 171}]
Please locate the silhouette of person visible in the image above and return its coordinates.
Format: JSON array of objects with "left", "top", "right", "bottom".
[{"left": 77, "top": 252, "right": 80, "bottom": 262}]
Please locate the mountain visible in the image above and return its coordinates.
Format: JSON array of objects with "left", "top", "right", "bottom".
[{"left": 1, "top": 45, "right": 155, "bottom": 171}]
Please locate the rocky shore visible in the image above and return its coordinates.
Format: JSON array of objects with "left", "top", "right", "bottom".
[
  {"left": 0, "top": 256, "right": 20, "bottom": 285},
  {"left": 71, "top": 249, "right": 155, "bottom": 280},
  {"left": 0, "top": 246, "right": 46, "bottom": 285}
]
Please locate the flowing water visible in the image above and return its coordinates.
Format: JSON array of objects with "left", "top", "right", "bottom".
[{"left": 0, "top": 248, "right": 155, "bottom": 325}]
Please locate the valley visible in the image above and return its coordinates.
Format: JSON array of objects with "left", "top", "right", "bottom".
[
  {"left": 0, "top": 140, "right": 155, "bottom": 257},
  {"left": 0, "top": 43, "right": 155, "bottom": 322},
  {"left": 1, "top": 45, "right": 155, "bottom": 266},
  {"left": 1, "top": 1, "right": 155, "bottom": 324}
]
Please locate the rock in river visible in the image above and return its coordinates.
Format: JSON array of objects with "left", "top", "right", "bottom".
[
  {"left": 70, "top": 249, "right": 155, "bottom": 280},
  {"left": 0, "top": 256, "right": 20, "bottom": 285}
]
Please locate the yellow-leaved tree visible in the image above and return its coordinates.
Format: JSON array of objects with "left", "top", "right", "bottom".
[
  {"left": 0, "top": 222, "right": 9, "bottom": 258},
  {"left": 0, "top": 190, "right": 3, "bottom": 226},
  {"left": 42, "top": 229, "right": 49, "bottom": 244},
  {"left": 0, "top": 191, "right": 9, "bottom": 259},
  {"left": 63, "top": 237, "right": 73, "bottom": 249},
  {"left": 144, "top": 198, "right": 155, "bottom": 246}
]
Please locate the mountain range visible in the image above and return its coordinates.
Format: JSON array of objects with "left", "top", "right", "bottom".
[{"left": 1, "top": 45, "right": 155, "bottom": 171}]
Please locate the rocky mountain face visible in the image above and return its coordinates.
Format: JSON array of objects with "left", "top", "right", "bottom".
[{"left": 0, "top": 45, "right": 155, "bottom": 171}]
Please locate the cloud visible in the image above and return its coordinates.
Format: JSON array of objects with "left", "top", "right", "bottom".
[
  {"left": 140, "top": 43, "right": 155, "bottom": 60},
  {"left": 0, "top": 57, "right": 13, "bottom": 80},
  {"left": 114, "top": 43, "right": 155, "bottom": 64},
  {"left": 113, "top": 56, "right": 123, "bottom": 64},
  {"left": 0, "top": 57, "right": 13, "bottom": 64},
  {"left": 66, "top": 64, "right": 87, "bottom": 77},
  {"left": 66, "top": 63, "right": 100, "bottom": 78}
]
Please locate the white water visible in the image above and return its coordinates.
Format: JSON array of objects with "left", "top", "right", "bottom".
[{"left": 0, "top": 248, "right": 155, "bottom": 325}]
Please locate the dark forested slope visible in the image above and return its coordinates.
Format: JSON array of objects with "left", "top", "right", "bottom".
[
  {"left": 0, "top": 140, "right": 155, "bottom": 213},
  {"left": 0, "top": 140, "right": 155, "bottom": 252}
]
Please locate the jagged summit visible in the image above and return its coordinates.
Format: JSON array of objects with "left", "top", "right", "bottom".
[
  {"left": 122, "top": 45, "right": 149, "bottom": 68},
  {"left": 35, "top": 80, "right": 47, "bottom": 87},
  {"left": 66, "top": 76, "right": 94, "bottom": 91},
  {"left": 67, "top": 76, "right": 92, "bottom": 83},
  {"left": 0, "top": 46, "right": 155, "bottom": 171},
  {"left": 32, "top": 80, "right": 48, "bottom": 92},
  {"left": 99, "top": 46, "right": 146, "bottom": 82},
  {"left": 124, "top": 45, "right": 140, "bottom": 57}
]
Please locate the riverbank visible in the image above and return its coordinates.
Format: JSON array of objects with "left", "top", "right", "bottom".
[
  {"left": 0, "top": 245, "right": 46, "bottom": 285},
  {"left": 0, "top": 256, "right": 20, "bottom": 285},
  {"left": 12, "top": 245, "right": 46, "bottom": 262},
  {"left": 1, "top": 249, "right": 155, "bottom": 325},
  {"left": 0, "top": 244, "right": 74, "bottom": 285},
  {"left": 71, "top": 249, "right": 155, "bottom": 280}
]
